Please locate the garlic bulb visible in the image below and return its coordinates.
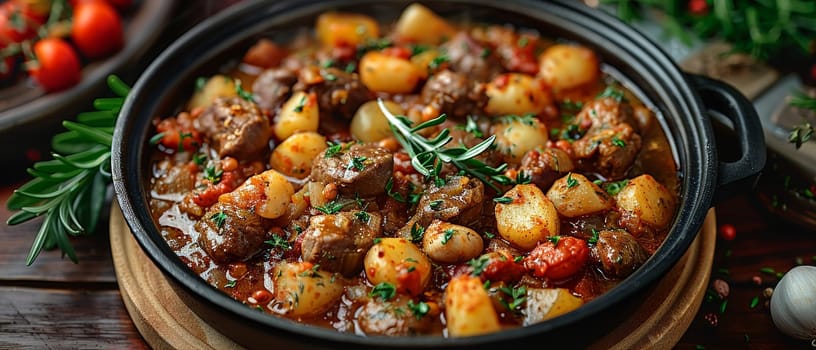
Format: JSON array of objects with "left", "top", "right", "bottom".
[{"left": 770, "top": 265, "right": 816, "bottom": 340}]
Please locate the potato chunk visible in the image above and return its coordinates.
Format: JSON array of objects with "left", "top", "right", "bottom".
[
  {"left": 188, "top": 75, "right": 237, "bottom": 110},
  {"left": 546, "top": 173, "right": 614, "bottom": 218},
  {"left": 269, "top": 132, "right": 327, "bottom": 179},
  {"left": 445, "top": 275, "right": 501, "bottom": 337},
  {"left": 350, "top": 100, "right": 405, "bottom": 142},
  {"left": 421, "top": 220, "right": 483, "bottom": 264},
  {"left": 273, "top": 262, "right": 343, "bottom": 317},
  {"left": 274, "top": 91, "right": 319, "bottom": 140},
  {"left": 364, "top": 238, "right": 432, "bottom": 296},
  {"left": 485, "top": 73, "right": 555, "bottom": 117},
  {"left": 495, "top": 184, "right": 560, "bottom": 251},
  {"left": 615, "top": 174, "right": 676, "bottom": 229},
  {"left": 538, "top": 44, "right": 600, "bottom": 91},
  {"left": 394, "top": 3, "right": 455, "bottom": 45},
  {"left": 359, "top": 51, "right": 421, "bottom": 93},
  {"left": 523, "top": 288, "right": 583, "bottom": 325},
  {"left": 316, "top": 12, "right": 379, "bottom": 47},
  {"left": 493, "top": 117, "right": 549, "bottom": 162}
]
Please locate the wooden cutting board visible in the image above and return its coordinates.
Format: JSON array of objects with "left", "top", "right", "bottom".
[{"left": 110, "top": 203, "right": 716, "bottom": 350}]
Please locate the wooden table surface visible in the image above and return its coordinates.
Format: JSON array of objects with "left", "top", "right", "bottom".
[{"left": 2, "top": 1, "right": 816, "bottom": 349}]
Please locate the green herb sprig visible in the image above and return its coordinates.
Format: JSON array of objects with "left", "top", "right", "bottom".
[
  {"left": 6, "top": 75, "right": 130, "bottom": 265},
  {"left": 787, "top": 94, "right": 815, "bottom": 149},
  {"left": 602, "top": 0, "right": 816, "bottom": 60},
  {"left": 377, "top": 99, "right": 512, "bottom": 191}
]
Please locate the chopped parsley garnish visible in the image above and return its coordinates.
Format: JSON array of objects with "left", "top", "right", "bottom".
[
  {"left": 603, "top": 179, "right": 629, "bottom": 195},
  {"left": 483, "top": 231, "right": 495, "bottom": 239},
  {"left": 514, "top": 255, "right": 523, "bottom": 263},
  {"left": 373, "top": 237, "right": 382, "bottom": 244},
  {"left": 548, "top": 235, "right": 561, "bottom": 246},
  {"left": 493, "top": 196, "right": 513, "bottom": 204},
  {"left": 596, "top": 86, "right": 625, "bottom": 102},
  {"left": 265, "top": 235, "right": 292, "bottom": 250},
  {"left": 561, "top": 124, "right": 585, "bottom": 141},
  {"left": 235, "top": 79, "right": 254, "bottom": 101},
  {"left": 204, "top": 165, "right": 223, "bottom": 184},
  {"left": 428, "top": 55, "right": 449, "bottom": 71},
  {"left": 356, "top": 38, "right": 393, "bottom": 57},
  {"left": 459, "top": 115, "right": 484, "bottom": 138},
  {"left": 369, "top": 282, "right": 396, "bottom": 301},
  {"left": 410, "top": 223, "right": 425, "bottom": 243},
  {"left": 480, "top": 47, "right": 491, "bottom": 58},
  {"left": 499, "top": 114, "right": 536, "bottom": 126},
  {"left": 566, "top": 173, "right": 578, "bottom": 188},
  {"left": 321, "top": 59, "right": 335, "bottom": 68},
  {"left": 210, "top": 211, "right": 228, "bottom": 228},
  {"left": 498, "top": 286, "right": 527, "bottom": 314},
  {"left": 298, "top": 264, "right": 321, "bottom": 278},
  {"left": 611, "top": 135, "right": 626, "bottom": 148},
  {"left": 323, "top": 72, "right": 337, "bottom": 81},
  {"left": 192, "top": 152, "right": 207, "bottom": 166},
  {"left": 467, "top": 255, "right": 490, "bottom": 276},
  {"left": 293, "top": 95, "right": 306, "bottom": 112},
  {"left": 517, "top": 36, "right": 529, "bottom": 48},
  {"left": 441, "top": 229, "right": 455, "bottom": 244},
  {"left": 149, "top": 132, "right": 165, "bottom": 146},
  {"left": 225, "top": 280, "right": 237, "bottom": 288},
  {"left": 429, "top": 199, "right": 444, "bottom": 210},
  {"left": 344, "top": 62, "right": 357, "bottom": 73},
  {"left": 354, "top": 211, "right": 370, "bottom": 223},
  {"left": 314, "top": 200, "right": 347, "bottom": 214},
  {"left": 324, "top": 141, "right": 345, "bottom": 158},
  {"left": 195, "top": 76, "right": 207, "bottom": 91},
  {"left": 407, "top": 300, "right": 430, "bottom": 319},
  {"left": 348, "top": 156, "right": 367, "bottom": 171},
  {"left": 588, "top": 229, "right": 600, "bottom": 245},
  {"left": 410, "top": 44, "right": 429, "bottom": 56},
  {"left": 177, "top": 132, "right": 193, "bottom": 152}
]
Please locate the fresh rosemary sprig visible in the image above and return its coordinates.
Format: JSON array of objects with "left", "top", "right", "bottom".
[
  {"left": 6, "top": 75, "right": 129, "bottom": 265},
  {"left": 602, "top": 0, "right": 816, "bottom": 60},
  {"left": 788, "top": 93, "right": 815, "bottom": 149},
  {"left": 377, "top": 99, "right": 512, "bottom": 191}
]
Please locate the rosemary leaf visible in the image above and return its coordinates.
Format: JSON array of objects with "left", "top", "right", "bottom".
[{"left": 7, "top": 75, "right": 127, "bottom": 265}]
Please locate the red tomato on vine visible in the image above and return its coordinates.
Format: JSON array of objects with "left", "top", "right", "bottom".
[
  {"left": 27, "top": 38, "right": 81, "bottom": 92},
  {"left": 70, "top": 0, "right": 123, "bottom": 59}
]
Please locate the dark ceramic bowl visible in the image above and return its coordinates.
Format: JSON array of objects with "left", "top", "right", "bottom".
[{"left": 112, "top": 0, "right": 765, "bottom": 348}]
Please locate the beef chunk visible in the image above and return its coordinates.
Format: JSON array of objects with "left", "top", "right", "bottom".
[
  {"left": 296, "top": 66, "right": 372, "bottom": 119},
  {"left": 251, "top": 68, "right": 296, "bottom": 111},
  {"left": 310, "top": 143, "right": 393, "bottom": 197},
  {"left": 572, "top": 123, "right": 642, "bottom": 179},
  {"left": 519, "top": 147, "right": 575, "bottom": 190},
  {"left": 357, "top": 296, "right": 433, "bottom": 336},
  {"left": 592, "top": 229, "right": 647, "bottom": 278},
  {"left": 195, "top": 97, "right": 270, "bottom": 159},
  {"left": 575, "top": 98, "right": 640, "bottom": 133},
  {"left": 195, "top": 201, "right": 266, "bottom": 264},
  {"left": 397, "top": 176, "right": 484, "bottom": 238},
  {"left": 440, "top": 32, "right": 502, "bottom": 82},
  {"left": 420, "top": 70, "right": 487, "bottom": 119},
  {"left": 300, "top": 211, "right": 382, "bottom": 277}
]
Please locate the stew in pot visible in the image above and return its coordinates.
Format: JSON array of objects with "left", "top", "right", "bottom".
[{"left": 147, "top": 3, "right": 678, "bottom": 337}]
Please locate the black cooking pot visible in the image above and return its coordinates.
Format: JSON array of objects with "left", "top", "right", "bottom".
[{"left": 112, "top": 0, "right": 765, "bottom": 348}]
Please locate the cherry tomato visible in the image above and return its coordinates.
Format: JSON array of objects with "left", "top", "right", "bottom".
[
  {"left": 27, "top": 38, "right": 81, "bottom": 92},
  {"left": 70, "top": 0, "right": 123, "bottom": 59},
  {"left": 688, "top": 0, "right": 709, "bottom": 15},
  {"left": 15, "top": 0, "right": 52, "bottom": 21},
  {"left": 0, "top": 2, "right": 42, "bottom": 43},
  {"left": 718, "top": 224, "right": 736, "bottom": 241},
  {"left": 523, "top": 236, "right": 589, "bottom": 280}
]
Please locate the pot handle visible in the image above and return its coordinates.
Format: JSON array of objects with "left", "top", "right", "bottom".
[{"left": 687, "top": 74, "right": 766, "bottom": 189}]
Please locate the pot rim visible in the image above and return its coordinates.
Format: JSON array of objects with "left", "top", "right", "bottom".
[{"left": 112, "top": 0, "right": 716, "bottom": 347}]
